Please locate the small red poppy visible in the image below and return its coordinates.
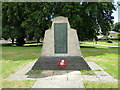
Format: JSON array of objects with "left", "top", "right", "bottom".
[{"left": 58, "top": 59, "right": 67, "bottom": 68}]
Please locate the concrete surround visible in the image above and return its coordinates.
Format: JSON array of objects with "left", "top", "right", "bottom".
[
  {"left": 7, "top": 61, "right": 118, "bottom": 88},
  {"left": 42, "top": 16, "right": 81, "bottom": 56}
]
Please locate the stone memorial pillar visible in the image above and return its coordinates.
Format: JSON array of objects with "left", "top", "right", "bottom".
[{"left": 32, "top": 16, "right": 91, "bottom": 70}]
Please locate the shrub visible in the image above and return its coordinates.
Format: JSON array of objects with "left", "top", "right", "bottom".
[{"left": 107, "top": 40, "right": 113, "bottom": 43}]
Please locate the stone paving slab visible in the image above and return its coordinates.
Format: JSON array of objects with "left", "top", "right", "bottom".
[
  {"left": 31, "top": 76, "right": 53, "bottom": 80},
  {"left": 87, "top": 61, "right": 103, "bottom": 70},
  {"left": 26, "top": 74, "right": 50, "bottom": 79},
  {"left": 94, "top": 71, "right": 110, "bottom": 76},
  {"left": 41, "top": 70, "right": 54, "bottom": 75},
  {"left": 6, "top": 61, "right": 118, "bottom": 86},
  {"left": 67, "top": 71, "right": 81, "bottom": 75},
  {"left": 40, "top": 70, "right": 54, "bottom": 76},
  {"left": 52, "top": 74, "right": 68, "bottom": 80},
  {"left": 53, "top": 70, "right": 67, "bottom": 75},
  {"left": 68, "top": 75, "right": 83, "bottom": 81},
  {"left": 26, "top": 75, "right": 41, "bottom": 80},
  {"left": 7, "top": 74, "right": 27, "bottom": 80},
  {"left": 32, "top": 79, "right": 84, "bottom": 88},
  {"left": 7, "top": 61, "right": 36, "bottom": 80},
  {"left": 26, "top": 70, "right": 54, "bottom": 79},
  {"left": 14, "top": 61, "right": 36, "bottom": 75},
  {"left": 82, "top": 75, "right": 100, "bottom": 81},
  {"left": 97, "top": 76, "right": 118, "bottom": 82}
]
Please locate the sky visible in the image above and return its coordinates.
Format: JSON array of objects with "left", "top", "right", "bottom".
[{"left": 112, "top": 0, "right": 119, "bottom": 23}]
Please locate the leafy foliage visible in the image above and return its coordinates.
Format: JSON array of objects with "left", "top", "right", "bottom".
[
  {"left": 53, "top": 2, "right": 116, "bottom": 40},
  {"left": 2, "top": 2, "right": 26, "bottom": 45},
  {"left": 113, "top": 22, "right": 120, "bottom": 32},
  {"left": 2, "top": 2, "right": 116, "bottom": 45}
]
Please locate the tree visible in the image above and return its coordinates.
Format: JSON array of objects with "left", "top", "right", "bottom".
[
  {"left": 2, "top": 2, "right": 51, "bottom": 45},
  {"left": 21, "top": 2, "right": 51, "bottom": 43},
  {"left": 2, "top": 2, "right": 26, "bottom": 46},
  {"left": 2, "top": 25, "right": 21, "bottom": 44},
  {"left": 2, "top": 2, "right": 116, "bottom": 44},
  {"left": 117, "top": 33, "right": 120, "bottom": 41},
  {"left": 113, "top": 22, "right": 120, "bottom": 32},
  {"left": 53, "top": 2, "right": 116, "bottom": 41}
]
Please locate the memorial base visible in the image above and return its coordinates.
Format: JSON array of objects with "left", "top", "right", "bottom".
[{"left": 31, "top": 56, "right": 91, "bottom": 70}]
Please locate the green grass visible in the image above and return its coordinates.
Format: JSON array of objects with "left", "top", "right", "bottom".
[
  {"left": 2, "top": 45, "right": 42, "bottom": 88},
  {"left": 84, "top": 41, "right": 119, "bottom": 46},
  {"left": 97, "top": 41, "right": 119, "bottom": 46},
  {"left": 2, "top": 46, "right": 41, "bottom": 61},
  {"left": 2, "top": 80, "right": 36, "bottom": 88},
  {"left": 80, "top": 70, "right": 95, "bottom": 75},
  {"left": 83, "top": 81, "right": 118, "bottom": 88},
  {"left": 26, "top": 70, "right": 42, "bottom": 75},
  {"left": 2, "top": 46, "right": 42, "bottom": 79},
  {"left": 94, "top": 69, "right": 102, "bottom": 71},
  {"left": 1, "top": 42, "right": 119, "bottom": 88},
  {"left": 1, "top": 59, "right": 37, "bottom": 88},
  {"left": 1, "top": 59, "right": 35, "bottom": 79},
  {"left": 80, "top": 43, "right": 118, "bottom": 79}
]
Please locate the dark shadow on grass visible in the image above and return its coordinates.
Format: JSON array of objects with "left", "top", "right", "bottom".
[
  {"left": 2, "top": 43, "right": 118, "bottom": 61},
  {"left": 80, "top": 46, "right": 96, "bottom": 48},
  {"left": 80, "top": 45, "right": 118, "bottom": 49},
  {"left": 1, "top": 43, "right": 12, "bottom": 46},
  {"left": 80, "top": 46, "right": 106, "bottom": 49},
  {"left": 1, "top": 42, "right": 43, "bottom": 47},
  {"left": 80, "top": 45, "right": 118, "bottom": 58}
]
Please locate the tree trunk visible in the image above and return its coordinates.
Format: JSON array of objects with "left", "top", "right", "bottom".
[
  {"left": 16, "top": 38, "right": 25, "bottom": 46},
  {"left": 12, "top": 39, "right": 14, "bottom": 44},
  {"left": 37, "top": 38, "right": 40, "bottom": 44},
  {"left": 95, "top": 41, "right": 97, "bottom": 44}
]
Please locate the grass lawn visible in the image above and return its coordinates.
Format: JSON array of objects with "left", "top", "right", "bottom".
[
  {"left": 2, "top": 45, "right": 42, "bottom": 88},
  {"left": 84, "top": 41, "right": 119, "bottom": 46},
  {"left": 1, "top": 59, "right": 37, "bottom": 88},
  {"left": 97, "top": 41, "right": 119, "bottom": 46},
  {"left": 83, "top": 81, "right": 118, "bottom": 88},
  {"left": 1, "top": 42, "right": 118, "bottom": 88},
  {"left": 2, "top": 45, "right": 42, "bottom": 78},
  {"left": 2, "top": 46, "right": 42, "bottom": 60},
  {"left": 26, "top": 70, "right": 42, "bottom": 75},
  {"left": 80, "top": 70, "right": 95, "bottom": 75},
  {"left": 80, "top": 43, "right": 118, "bottom": 79},
  {"left": 1, "top": 59, "right": 35, "bottom": 79},
  {"left": 2, "top": 80, "right": 36, "bottom": 88}
]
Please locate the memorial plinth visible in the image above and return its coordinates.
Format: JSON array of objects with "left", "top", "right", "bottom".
[{"left": 32, "top": 16, "right": 91, "bottom": 70}]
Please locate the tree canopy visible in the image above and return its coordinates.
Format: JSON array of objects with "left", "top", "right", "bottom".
[
  {"left": 2, "top": 2, "right": 116, "bottom": 45},
  {"left": 113, "top": 22, "right": 120, "bottom": 33}
]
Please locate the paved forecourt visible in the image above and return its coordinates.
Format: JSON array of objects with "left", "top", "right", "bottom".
[{"left": 7, "top": 61, "right": 118, "bottom": 88}]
